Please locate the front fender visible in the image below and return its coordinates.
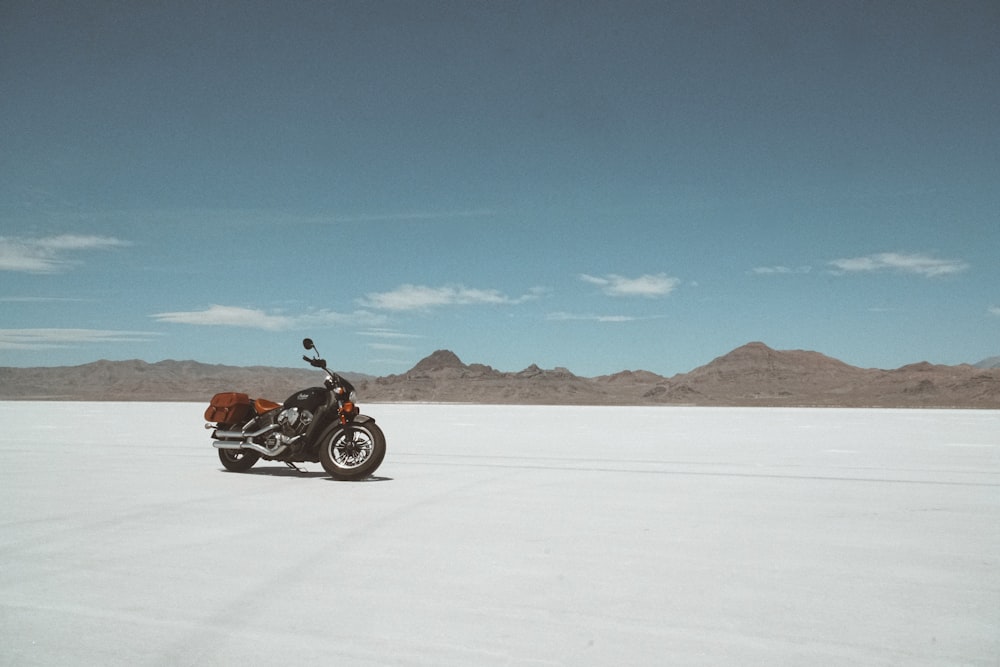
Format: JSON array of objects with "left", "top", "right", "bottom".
[{"left": 304, "top": 412, "right": 375, "bottom": 448}]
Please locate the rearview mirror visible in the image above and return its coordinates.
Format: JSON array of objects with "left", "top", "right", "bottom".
[{"left": 302, "top": 338, "right": 314, "bottom": 350}]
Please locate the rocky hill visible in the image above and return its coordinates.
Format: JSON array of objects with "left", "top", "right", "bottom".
[
  {"left": 1, "top": 342, "right": 998, "bottom": 408},
  {"left": 975, "top": 356, "right": 1000, "bottom": 369},
  {"left": 651, "top": 343, "right": 999, "bottom": 407},
  {"left": 0, "top": 360, "right": 368, "bottom": 403}
]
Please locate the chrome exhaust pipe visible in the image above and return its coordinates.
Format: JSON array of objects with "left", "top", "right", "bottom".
[
  {"left": 213, "top": 440, "right": 288, "bottom": 457},
  {"left": 212, "top": 432, "right": 302, "bottom": 458},
  {"left": 212, "top": 423, "right": 279, "bottom": 440}
]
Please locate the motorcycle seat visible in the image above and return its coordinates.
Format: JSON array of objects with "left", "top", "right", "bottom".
[{"left": 255, "top": 398, "right": 282, "bottom": 413}]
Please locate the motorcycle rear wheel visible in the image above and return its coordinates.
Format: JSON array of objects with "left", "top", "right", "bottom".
[
  {"left": 218, "top": 447, "right": 260, "bottom": 472},
  {"left": 318, "top": 421, "right": 386, "bottom": 480}
]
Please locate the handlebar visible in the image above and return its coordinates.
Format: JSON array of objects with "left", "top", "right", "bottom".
[
  {"left": 303, "top": 355, "right": 327, "bottom": 368},
  {"left": 302, "top": 343, "right": 355, "bottom": 395}
]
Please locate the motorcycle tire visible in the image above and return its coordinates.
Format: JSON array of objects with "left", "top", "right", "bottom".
[
  {"left": 217, "top": 447, "right": 261, "bottom": 472},
  {"left": 318, "top": 421, "right": 386, "bottom": 480}
]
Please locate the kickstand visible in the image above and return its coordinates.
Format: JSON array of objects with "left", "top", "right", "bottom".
[{"left": 284, "top": 462, "right": 307, "bottom": 474}]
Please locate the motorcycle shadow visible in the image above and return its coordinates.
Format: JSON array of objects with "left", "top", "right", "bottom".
[
  {"left": 226, "top": 466, "right": 327, "bottom": 478},
  {"left": 224, "top": 466, "right": 393, "bottom": 482},
  {"left": 324, "top": 475, "right": 393, "bottom": 483}
]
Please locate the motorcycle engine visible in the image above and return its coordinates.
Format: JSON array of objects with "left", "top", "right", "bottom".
[{"left": 277, "top": 406, "right": 313, "bottom": 437}]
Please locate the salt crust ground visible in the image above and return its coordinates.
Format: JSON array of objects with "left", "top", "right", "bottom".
[{"left": 1, "top": 403, "right": 998, "bottom": 666}]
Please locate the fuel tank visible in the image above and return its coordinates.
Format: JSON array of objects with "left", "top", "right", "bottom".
[{"left": 282, "top": 386, "right": 330, "bottom": 414}]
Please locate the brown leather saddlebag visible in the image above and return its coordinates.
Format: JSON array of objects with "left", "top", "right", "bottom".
[{"left": 204, "top": 392, "right": 252, "bottom": 424}]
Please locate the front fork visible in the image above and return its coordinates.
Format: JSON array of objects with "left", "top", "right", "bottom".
[{"left": 337, "top": 401, "right": 358, "bottom": 442}]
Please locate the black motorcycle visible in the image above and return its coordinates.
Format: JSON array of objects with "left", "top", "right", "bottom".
[{"left": 204, "top": 338, "right": 386, "bottom": 480}]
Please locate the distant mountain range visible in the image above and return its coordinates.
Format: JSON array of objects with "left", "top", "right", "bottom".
[
  {"left": 974, "top": 356, "right": 1000, "bottom": 369},
  {"left": 1, "top": 342, "right": 998, "bottom": 408}
]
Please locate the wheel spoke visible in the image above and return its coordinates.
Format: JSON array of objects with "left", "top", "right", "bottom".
[
  {"left": 319, "top": 421, "right": 384, "bottom": 479},
  {"left": 331, "top": 431, "right": 373, "bottom": 469}
]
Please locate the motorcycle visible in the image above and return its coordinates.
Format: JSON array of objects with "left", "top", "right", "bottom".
[{"left": 204, "top": 338, "right": 386, "bottom": 480}]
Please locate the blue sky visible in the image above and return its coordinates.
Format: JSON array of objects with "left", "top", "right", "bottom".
[{"left": 2, "top": 1, "right": 998, "bottom": 377}]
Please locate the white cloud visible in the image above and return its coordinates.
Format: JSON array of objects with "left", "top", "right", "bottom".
[
  {"left": 751, "top": 265, "right": 812, "bottom": 275},
  {"left": 150, "top": 305, "right": 385, "bottom": 330},
  {"left": 0, "top": 296, "right": 87, "bottom": 303},
  {"left": 0, "top": 234, "right": 131, "bottom": 273},
  {"left": 546, "top": 311, "right": 639, "bottom": 323},
  {"left": 579, "top": 273, "right": 680, "bottom": 298},
  {"left": 152, "top": 305, "right": 292, "bottom": 330},
  {"left": 0, "top": 328, "right": 159, "bottom": 350},
  {"left": 989, "top": 306, "right": 1000, "bottom": 317},
  {"left": 359, "top": 329, "right": 423, "bottom": 340},
  {"left": 357, "top": 330, "right": 421, "bottom": 353},
  {"left": 828, "top": 252, "right": 969, "bottom": 277},
  {"left": 366, "top": 342, "right": 414, "bottom": 352},
  {"left": 330, "top": 209, "right": 497, "bottom": 223},
  {"left": 360, "top": 284, "right": 541, "bottom": 311}
]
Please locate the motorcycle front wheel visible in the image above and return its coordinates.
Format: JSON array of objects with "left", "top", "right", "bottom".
[{"left": 318, "top": 421, "right": 386, "bottom": 480}]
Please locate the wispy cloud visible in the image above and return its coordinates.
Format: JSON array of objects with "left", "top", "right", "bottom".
[
  {"left": 579, "top": 273, "right": 680, "bottom": 298},
  {"left": 0, "top": 234, "right": 131, "bottom": 273},
  {"left": 366, "top": 342, "right": 414, "bottom": 352},
  {"left": 828, "top": 252, "right": 969, "bottom": 277},
  {"left": 328, "top": 209, "right": 497, "bottom": 223},
  {"left": 0, "top": 296, "right": 89, "bottom": 303},
  {"left": 751, "top": 265, "right": 812, "bottom": 275},
  {"left": 547, "top": 311, "right": 642, "bottom": 323},
  {"left": 150, "top": 305, "right": 385, "bottom": 330},
  {"left": 152, "top": 305, "right": 292, "bottom": 330},
  {"left": 359, "top": 328, "right": 424, "bottom": 340},
  {"left": 360, "top": 284, "right": 543, "bottom": 311},
  {"left": 73, "top": 207, "right": 500, "bottom": 229},
  {"left": 0, "top": 328, "right": 159, "bottom": 350},
  {"left": 358, "top": 329, "right": 421, "bottom": 353},
  {"left": 989, "top": 306, "right": 1000, "bottom": 317}
]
